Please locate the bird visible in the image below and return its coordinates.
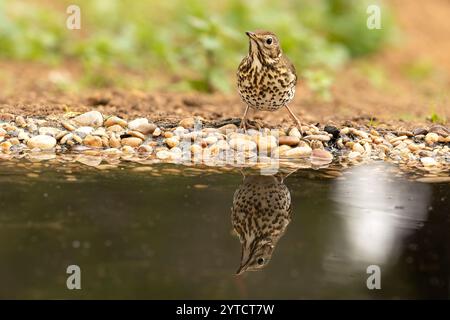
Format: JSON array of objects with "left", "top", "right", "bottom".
[
  {"left": 231, "top": 173, "right": 293, "bottom": 275},
  {"left": 237, "top": 30, "right": 303, "bottom": 132}
]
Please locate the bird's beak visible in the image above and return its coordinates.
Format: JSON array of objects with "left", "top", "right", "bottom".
[
  {"left": 245, "top": 31, "right": 257, "bottom": 40},
  {"left": 236, "top": 262, "right": 249, "bottom": 276}
]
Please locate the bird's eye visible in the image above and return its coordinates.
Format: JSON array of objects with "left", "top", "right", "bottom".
[
  {"left": 266, "top": 38, "right": 273, "bottom": 45},
  {"left": 257, "top": 258, "right": 265, "bottom": 265}
]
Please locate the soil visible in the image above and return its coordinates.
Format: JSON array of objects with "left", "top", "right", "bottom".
[{"left": 0, "top": 1, "right": 449, "bottom": 131}]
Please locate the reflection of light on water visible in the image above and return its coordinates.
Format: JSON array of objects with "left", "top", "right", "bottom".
[{"left": 332, "top": 164, "right": 431, "bottom": 264}]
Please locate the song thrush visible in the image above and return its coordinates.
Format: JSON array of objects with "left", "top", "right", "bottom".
[
  {"left": 237, "top": 30, "right": 303, "bottom": 132},
  {"left": 231, "top": 174, "right": 292, "bottom": 275}
]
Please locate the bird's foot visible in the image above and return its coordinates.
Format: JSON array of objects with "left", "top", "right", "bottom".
[{"left": 239, "top": 119, "right": 248, "bottom": 133}]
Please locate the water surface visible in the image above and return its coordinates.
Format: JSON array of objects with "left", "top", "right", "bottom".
[{"left": 0, "top": 162, "right": 448, "bottom": 299}]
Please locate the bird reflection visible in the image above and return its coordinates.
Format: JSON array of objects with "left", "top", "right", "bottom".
[{"left": 231, "top": 169, "right": 295, "bottom": 275}]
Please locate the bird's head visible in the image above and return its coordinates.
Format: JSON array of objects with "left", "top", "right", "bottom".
[
  {"left": 245, "top": 30, "right": 282, "bottom": 64},
  {"left": 236, "top": 237, "right": 274, "bottom": 275}
]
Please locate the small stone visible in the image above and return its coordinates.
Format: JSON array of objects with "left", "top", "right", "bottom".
[
  {"left": 324, "top": 125, "right": 340, "bottom": 139},
  {"left": 219, "top": 124, "right": 238, "bottom": 134},
  {"left": 84, "top": 135, "right": 103, "bottom": 148},
  {"left": 179, "top": 117, "right": 196, "bottom": 129},
  {"left": 137, "top": 145, "right": 153, "bottom": 154},
  {"left": 229, "top": 138, "right": 257, "bottom": 152},
  {"left": 311, "top": 149, "right": 333, "bottom": 165},
  {"left": 421, "top": 157, "right": 437, "bottom": 167},
  {"left": 190, "top": 144, "right": 203, "bottom": 154},
  {"left": 73, "top": 111, "right": 103, "bottom": 127},
  {"left": 429, "top": 124, "right": 449, "bottom": 137},
  {"left": 348, "top": 151, "right": 361, "bottom": 159},
  {"left": 425, "top": 133, "right": 439, "bottom": 145},
  {"left": 104, "top": 116, "right": 127, "bottom": 128},
  {"left": 38, "top": 127, "right": 61, "bottom": 137},
  {"left": 152, "top": 127, "right": 161, "bottom": 137},
  {"left": 352, "top": 143, "right": 365, "bottom": 153},
  {"left": 121, "top": 146, "right": 135, "bottom": 154},
  {"left": 304, "top": 134, "right": 331, "bottom": 142},
  {"left": 75, "top": 126, "right": 94, "bottom": 138},
  {"left": 282, "top": 146, "right": 312, "bottom": 158},
  {"left": 109, "top": 135, "right": 121, "bottom": 148},
  {"left": 0, "top": 128, "right": 7, "bottom": 137},
  {"left": 73, "top": 134, "right": 83, "bottom": 144},
  {"left": 288, "top": 127, "right": 302, "bottom": 138},
  {"left": 136, "top": 123, "right": 157, "bottom": 134},
  {"left": 413, "top": 128, "right": 428, "bottom": 136},
  {"left": 27, "top": 135, "right": 57, "bottom": 150},
  {"left": 128, "top": 131, "right": 146, "bottom": 140},
  {"left": 204, "top": 136, "right": 218, "bottom": 145},
  {"left": 278, "top": 136, "right": 300, "bottom": 146},
  {"left": 121, "top": 137, "right": 143, "bottom": 147},
  {"left": 390, "top": 135, "right": 408, "bottom": 143},
  {"left": 128, "top": 118, "right": 148, "bottom": 130},
  {"left": 408, "top": 143, "right": 420, "bottom": 152},
  {"left": 9, "top": 138, "right": 20, "bottom": 145},
  {"left": 156, "top": 150, "right": 171, "bottom": 160},
  {"left": 15, "top": 116, "right": 27, "bottom": 127},
  {"left": 0, "top": 141, "right": 12, "bottom": 152},
  {"left": 165, "top": 137, "right": 179, "bottom": 148},
  {"left": 310, "top": 140, "right": 323, "bottom": 150},
  {"left": 107, "top": 124, "right": 125, "bottom": 132},
  {"left": 61, "top": 121, "right": 76, "bottom": 131}
]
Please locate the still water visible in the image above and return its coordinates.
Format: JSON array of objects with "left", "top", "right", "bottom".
[{"left": 0, "top": 161, "right": 448, "bottom": 299}]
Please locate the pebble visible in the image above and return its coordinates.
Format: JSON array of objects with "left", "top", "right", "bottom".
[
  {"left": 84, "top": 135, "right": 103, "bottom": 148},
  {"left": 282, "top": 146, "right": 312, "bottom": 158},
  {"left": 156, "top": 150, "right": 171, "bottom": 160},
  {"left": 352, "top": 143, "right": 365, "bottom": 153},
  {"left": 27, "top": 135, "right": 57, "bottom": 150},
  {"left": 288, "top": 127, "right": 302, "bottom": 138},
  {"left": 179, "top": 117, "right": 196, "bottom": 129},
  {"left": 421, "top": 157, "right": 437, "bottom": 167},
  {"left": 62, "top": 121, "right": 76, "bottom": 131},
  {"left": 413, "top": 128, "right": 428, "bottom": 136},
  {"left": 135, "top": 123, "right": 157, "bottom": 134},
  {"left": 219, "top": 124, "right": 238, "bottom": 134},
  {"left": 152, "top": 127, "right": 161, "bottom": 137},
  {"left": 229, "top": 138, "right": 257, "bottom": 152},
  {"left": 348, "top": 151, "right": 361, "bottom": 159},
  {"left": 109, "top": 135, "right": 121, "bottom": 148},
  {"left": 165, "top": 137, "right": 179, "bottom": 148},
  {"left": 425, "top": 133, "right": 439, "bottom": 145},
  {"left": 429, "top": 124, "right": 449, "bottom": 137},
  {"left": 104, "top": 116, "right": 127, "bottom": 128},
  {"left": 278, "top": 136, "right": 300, "bottom": 146},
  {"left": 107, "top": 124, "right": 125, "bottom": 132},
  {"left": 38, "top": 127, "right": 60, "bottom": 137},
  {"left": 121, "top": 137, "right": 143, "bottom": 148},
  {"left": 0, "top": 141, "right": 12, "bottom": 152},
  {"left": 137, "top": 145, "right": 153, "bottom": 154},
  {"left": 128, "top": 131, "right": 146, "bottom": 140},
  {"left": 128, "top": 118, "right": 149, "bottom": 131},
  {"left": 73, "top": 111, "right": 103, "bottom": 127},
  {"left": 311, "top": 149, "right": 333, "bottom": 165},
  {"left": 15, "top": 116, "right": 27, "bottom": 127}
]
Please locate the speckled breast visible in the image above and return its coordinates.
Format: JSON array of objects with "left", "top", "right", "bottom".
[{"left": 237, "top": 66, "right": 296, "bottom": 112}]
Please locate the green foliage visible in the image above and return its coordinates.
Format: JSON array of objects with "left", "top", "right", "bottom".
[{"left": 0, "top": 0, "right": 395, "bottom": 94}]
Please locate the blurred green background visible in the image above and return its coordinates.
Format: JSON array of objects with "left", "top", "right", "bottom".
[{"left": 0, "top": 0, "right": 395, "bottom": 94}]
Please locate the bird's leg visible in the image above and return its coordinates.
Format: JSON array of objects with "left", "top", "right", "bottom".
[
  {"left": 240, "top": 105, "right": 250, "bottom": 132},
  {"left": 284, "top": 105, "right": 303, "bottom": 135}
]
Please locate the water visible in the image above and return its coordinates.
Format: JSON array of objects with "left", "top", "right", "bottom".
[{"left": 0, "top": 161, "right": 448, "bottom": 299}]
